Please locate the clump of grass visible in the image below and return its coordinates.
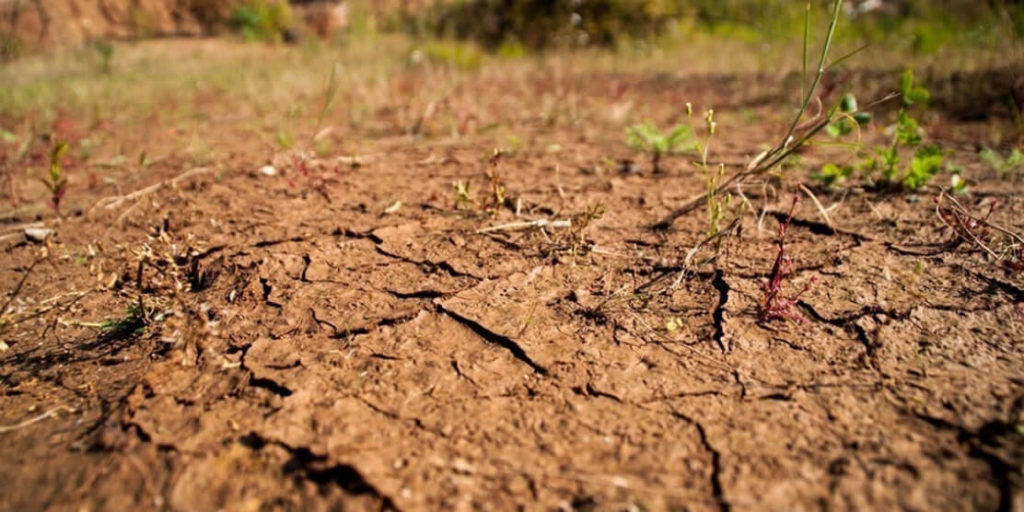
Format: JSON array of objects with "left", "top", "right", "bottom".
[
  {"left": 624, "top": 121, "right": 694, "bottom": 174},
  {"left": 68, "top": 302, "right": 149, "bottom": 338}
]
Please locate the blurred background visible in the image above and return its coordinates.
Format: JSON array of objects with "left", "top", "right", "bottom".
[{"left": 2, "top": 0, "right": 1022, "bottom": 57}]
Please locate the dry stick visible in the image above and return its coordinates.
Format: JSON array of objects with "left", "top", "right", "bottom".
[
  {"left": 1, "top": 257, "right": 41, "bottom": 318},
  {"left": 2, "top": 290, "right": 91, "bottom": 331},
  {"left": 90, "top": 166, "right": 212, "bottom": 214},
  {"left": 941, "top": 191, "right": 1024, "bottom": 246},
  {"left": 0, "top": 406, "right": 76, "bottom": 434},
  {"left": 475, "top": 219, "right": 571, "bottom": 234},
  {"left": 935, "top": 191, "right": 1024, "bottom": 262},
  {"left": 798, "top": 182, "right": 834, "bottom": 229}
]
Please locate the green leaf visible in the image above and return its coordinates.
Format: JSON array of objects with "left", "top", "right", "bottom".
[
  {"left": 852, "top": 112, "right": 872, "bottom": 125},
  {"left": 1005, "top": 149, "right": 1024, "bottom": 168},
  {"left": 895, "top": 110, "right": 922, "bottom": 146},
  {"left": 899, "top": 70, "right": 930, "bottom": 106},
  {"left": 840, "top": 93, "right": 858, "bottom": 113},
  {"left": 811, "top": 162, "right": 853, "bottom": 187},
  {"left": 903, "top": 144, "right": 943, "bottom": 190}
]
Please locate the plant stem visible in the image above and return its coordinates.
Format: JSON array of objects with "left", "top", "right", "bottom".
[{"left": 782, "top": 0, "right": 844, "bottom": 149}]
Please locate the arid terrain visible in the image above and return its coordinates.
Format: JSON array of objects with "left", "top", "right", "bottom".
[{"left": 0, "top": 36, "right": 1022, "bottom": 511}]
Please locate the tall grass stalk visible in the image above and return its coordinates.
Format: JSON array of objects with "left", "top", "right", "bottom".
[{"left": 654, "top": 0, "right": 845, "bottom": 230}]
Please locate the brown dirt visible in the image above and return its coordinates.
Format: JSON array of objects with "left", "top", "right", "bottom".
[{"left": 1, "top": 39, "right": 1023, "bottom": 511}]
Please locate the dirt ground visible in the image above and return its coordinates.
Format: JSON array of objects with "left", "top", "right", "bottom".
[{"left": 1, "top": 39, "right": 1022, "bottom": 511}]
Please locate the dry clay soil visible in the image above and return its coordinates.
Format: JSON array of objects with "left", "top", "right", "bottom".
[{"left": 1, "top": 47, "right": 1023, "bottom": 512}]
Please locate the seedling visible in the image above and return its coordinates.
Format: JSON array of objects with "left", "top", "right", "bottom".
[
  {"left": 40, "top": 141, "right": 69, "bottom": 215},
  {"left": 624, "top": 121, "right": 695, "bottom": 173},
  {"left": 486, "top": 149, "right": 508, "bottom": 211},
  {"left": 67, "top": 302, "right": 148, "bottom": 338},
  {"left": 862, "top": 70, "right": 943, "bottom": 191},
  {"left": 567, "top": 203, "right": 605, "bottom": 261},
  {"left": 453, "top": 180, "right": 475, "bottom": 210},
  {"left": 759, "top": 197, "right": 816, "bottom": 323}
]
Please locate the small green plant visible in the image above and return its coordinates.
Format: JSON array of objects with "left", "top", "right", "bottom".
[
  {"left": 979, "top": 147, "right": 1024, "bottom": 175},
  {"left": 811, "top": 162, "right": 854, "bottom": 188},
  {"left": 824, "top": 93, "right": 871, "bottom": 138},
  {"left": 863, "top": 70, "right": 943, "bottom": 190},
  {"left": 624, "top": 121, "right": 695, "bottom": 174},
  {"left": 98, "top": 302, "right": 148, "bottom": 337},
  {"left": 275, "top": 128, "right": 293, "bottom": 149},
  {"left": 40, "top": 141, "right": 69, "bottom": 215},
  {"left": 453, "top": 180, "right": 475, "bottom": 210},
  {"left": 817, "top": 70, "right": 945, "bottom": 192},
  {"left": 65, "top": 301, "right": 149, "bottom": 338},
  {"left": 688, "top": 106, "right": 732, "bottom": 237}
]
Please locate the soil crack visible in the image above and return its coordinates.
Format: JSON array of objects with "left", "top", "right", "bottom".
[
  {"left": 435, "top": 305, "right": 548, "bottom": 375},
  {"left": 670, "top": 409, "right": 730, "bottom": 512},
  {"left": 239, "top": 432, "right": 399, "bottom": 510},
  {"left": 711, "top": 270, "right": 730, "bottom": 353}
]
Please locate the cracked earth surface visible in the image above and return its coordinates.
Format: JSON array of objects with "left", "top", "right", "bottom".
[{"left": 1, "top": 44, "right": 1022, "bottom": 511}]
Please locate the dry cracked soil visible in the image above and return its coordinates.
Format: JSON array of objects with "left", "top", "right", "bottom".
[{"left": 1, "top": 40, "right": 1022, "bottom": 512}]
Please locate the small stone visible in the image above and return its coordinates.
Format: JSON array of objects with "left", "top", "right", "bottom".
[
  {"left": 24, "top": 227, "right": 54, "bottom": 243},
  {"left": 451, "top": 458, "right": 474, "bottom": 475},
  {"left": 258, "top": 165, "right": 277, "bottom": 176}
]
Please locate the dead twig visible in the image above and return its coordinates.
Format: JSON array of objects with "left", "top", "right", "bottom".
[
  {"left": 475, "top": 219, "right": 571, "bottom": 234},
  {"left": 0, "top": 406, "right": 76, "bottom": 434},
  {"left": 90, "top": 166, "right": 213, "bottom": 214}
]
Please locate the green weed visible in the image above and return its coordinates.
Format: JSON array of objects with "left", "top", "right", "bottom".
[
  {"left": 453, "top": 180, "right": 475, "bottom": 210},
  {"left": 863, "top": 70, "right": 943, "bottom": 191},
  {"left": 624, "top": 121, "right": 695, "bottom": 174},
  {"left": 40, "top": 141, "right": 69, "bottom": 215},
  {"left": 814, "top": 70, "right": 946, "bottom": 192}
]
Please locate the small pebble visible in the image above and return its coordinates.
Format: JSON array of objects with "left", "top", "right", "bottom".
[
  {"left": 258, "top": 165, "right": 277, "bottom": 176},
  {"left": 24, "top": 227, "right": 54, "bottom": 243}
]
